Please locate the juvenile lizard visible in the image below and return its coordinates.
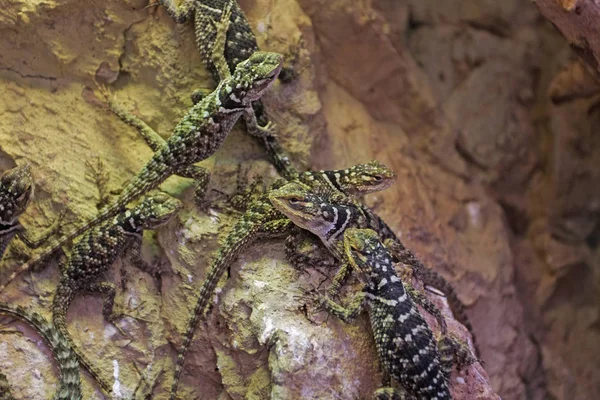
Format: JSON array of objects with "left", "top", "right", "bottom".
[
  {"left": 269, "top": 184, "right": 479, "bottom": 397},
  {"left": 157, "top": 0, "right": 479, "bottom": 347},
  {"left": 45, "top": 192, "right": 182, "bottom": 397},
  {"left": 268, "top": 182, "right": 469, "bottom": 345},
  {"left": 169, "top": 161, "right": 396, "bottom": 399},
  {"left": 0, "top": 44, "right": 284, "bottom": 293},
  {"left": 318, "top": 228, "right": 451, "bottom": 400},
  {"left": 275, "top": 180, "right": 479, "bottom": 354},
  {"left": 0, "top": 372, "right": 11, "bottom": 400},
  {"left": 0, "top": 302, "right": 82, "bottom": 400},
  {"left": 158, "top": 0, "right": 299, "bottom": 179},
  {"left": 0, "top": 164, "right": 60, "bottom": 261}
]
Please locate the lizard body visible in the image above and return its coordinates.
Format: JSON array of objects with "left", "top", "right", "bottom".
[
  {"left": 159, "top": 0, "right": 298, "bottom": 179},
  {"left": 271, "top": 180, "right": 478, "bottom": 353},
  {"left": 269, "top": 183, "right": 468, "bottom": 347},
  {"left": 0, "top": 164, "right": 58, "bottom": 261},
  {"left": 269, "top": 184, "right": 480, "bottom": 398},
  {"left": 0, "top": 372, "right": 12, "bottom": 400},
  {"left": 169, "top": 161, "right": 396, "bottom": 399},
  {"left": 0, "top": 48, "right": 283, "bottom": 294},
  {"left": 335, "top": 228, "right": 450, "bottom": 400},
  {"left": 0, "top": 302, "right": 82, "bottom": 400},
  {"left": 49, "top": 193, "right": 181, "bottom": 397}
]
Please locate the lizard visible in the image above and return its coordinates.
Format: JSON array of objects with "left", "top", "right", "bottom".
[
  {"left": 268, "top": 182, "right": 476, "bottom": 350},
  {"left": 0, "top": 302, "right": 82, "bottom": 400},
  {"left": 317, "top": 228, "right": 452, "bottom": 400},
  {"left": 168, "top": 161, "right": 397, "bottom": 399},
  {"left": 0, "top": 372, "right": 11, "bottom": 400},
  {"left": 157, "top": 0, "right": 299, "bottom": 180},
  {"left": 0, "top": 25, "right": 284, "bottom": 293},
  {"left": 0, "top": 164, "right": 61, "bottom": 261},
  {"left": 155, "top": 0, "right": 479, "bottom": 348},
  {"left": 274, "top": 179, "right": 480, "bottom": 355},
  {"left": 46, "top": 192, "right": 182, "bottom": 398},
  {"left": 269, "top": 184, "right": 480, "bottom": 397}
]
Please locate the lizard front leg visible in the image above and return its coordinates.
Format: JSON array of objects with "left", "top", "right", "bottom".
[
  {"left": 127, "top": 235, "right": 164, "bottom": 292},
  {"left": 372, "top": 387, "right": 409, "bottom": 400},
  {"left": 284, "top": 230, "right": 337, "bottom": 272},
  {"left": 437, "top": 334, "right": 477, "bottom": 379},
  {"left": 208, "top": 0, "right": 233, "bottom": 80},
  {"left": 313, "top": 289, "right": 367, "bottom": 323},
  {"left": 243, "top": 106, "right": 275, "bottom": 137}
]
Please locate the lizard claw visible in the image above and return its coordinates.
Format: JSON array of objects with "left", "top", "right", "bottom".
[{"left": 248, "top": 120, "right": 276, "bottom": 138}]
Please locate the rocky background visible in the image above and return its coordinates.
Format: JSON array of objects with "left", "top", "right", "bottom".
[{"left": 0, "top": 0, "right": 598, "bottom": 399}]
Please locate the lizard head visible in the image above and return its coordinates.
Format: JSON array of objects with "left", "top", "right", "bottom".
[
  {"left": 268, "top": 182, "right": 354, "bottom": 242},
  {"left": 135, "top": 192, "right": 183, "bottom": 229},
  {"left": 229, "top": 51, "right": 284, "bottom": 104},
  {"left": 343, "top": 228, "right": 383, "bottom": 273},
  {"left": 0, "top": 163, "right": 34, "bottom": 224},
  {"left": 331, "top": 161, "right": 396, "bottom": 195}
]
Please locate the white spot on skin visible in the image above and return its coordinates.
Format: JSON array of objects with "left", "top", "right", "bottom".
[
  {"left": 187, "top": 274, "right": 193, "bottom": 283},
  {"left": 377, "top": 278, "right": 388, "bottom": 289},
  {"left": 455, "top": 376, "right": 465, "bottom": 384}
]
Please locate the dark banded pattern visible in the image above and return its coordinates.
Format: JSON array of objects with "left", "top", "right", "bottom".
[
  {"left": 0, "top": 49, "right": 283, "bottom": 294},
  {"left": 47, "top": 193, "right": 181, "bottom": 397},
  {"left": 0, "top": 302, "right": 83, "bottom": 400}
]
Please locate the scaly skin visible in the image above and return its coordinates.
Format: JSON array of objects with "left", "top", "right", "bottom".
[
  {"left": 0, "top": 164, "right": 59, "bottom": 261},
  {"left": 48, "top": 193, "right": 182, "bottom": 397},
  {"left": 332, "top": 228, "right": 450, "bottom": 400},
  {"left": 268, "top": 182, "right": 472, "bottom": 348},
  {"left": 0, "top": 302, "right": 82, "bottom": 400},
  {"left": 158, "top": 0, "right": 298, "bottom": 179},
  {"left": 0, "top": 47, "right": 283, "bottom": 294},
  {"left": 0, "top": 372, "right": 13, "bottom": 400},
  {"left": 169, "top": 161, "right": 397, "bottom": 399},
  {"left": 270, "top": 180, "right": 479, "bottom": 354}
]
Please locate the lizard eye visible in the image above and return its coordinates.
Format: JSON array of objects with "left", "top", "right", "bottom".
[
  {"left": 288, "top": 197, "right": 301, "bottom": 204},
  {"left": 373, "top": 175, "right": 383, "bottom": 181}
]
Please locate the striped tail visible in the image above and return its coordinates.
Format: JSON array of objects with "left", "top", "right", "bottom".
[
  {"left": 0, "top": 302, "right": 82, "bottom": 400},
  {"left": 0, "top": 161, "right": 171, "bottom": 293},
  {"left": 0, "top": 371, "right": 13, "bottom": 400},
  {"left": 169, "top": 221, "right": 264, "bottom": 399},
  {"left": 52, "top": 291, "right": 114, "bottom": 398}
]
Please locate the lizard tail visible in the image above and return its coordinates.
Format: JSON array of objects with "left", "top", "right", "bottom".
[
  {"left": 52, "top": 290, "right": 114, "bottom": 397},
  {"left": 0, "top": 371, "right": 14, "bottom": 400},
  {"left": 0, "top": 160, "right": 171, "bottom": 294},
  {"left": 0, "top": 302, "right": 82, "bottom": 400},
  {"left": 169, "top": 221, "right": 264, "bottom": 399}
]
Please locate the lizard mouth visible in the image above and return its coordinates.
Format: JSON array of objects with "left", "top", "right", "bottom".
[{"left": 247, "top": 63, "right": 283, "bottom": 101}]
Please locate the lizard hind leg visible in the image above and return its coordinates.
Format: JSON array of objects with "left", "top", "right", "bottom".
[
  {"left": 52, "top": 289, "right": 115, "bottom": 396},
  {"left": 0, "top": 370, "right": 14, "bottom": 400},
  {"left": 437, "top": 333, "right": 477, "bottom": 379},
  {"left": 208, "top": 0, "right": 234, "bottom": 80},
  {"left": 373, "top": 387, "right": 409, "bottom": 400}
]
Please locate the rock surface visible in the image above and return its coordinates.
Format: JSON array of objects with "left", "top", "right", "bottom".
[{"left": 0, "top": 0, "right": 598, "bottom": 399}]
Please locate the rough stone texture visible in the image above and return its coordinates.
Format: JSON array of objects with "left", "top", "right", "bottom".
[
  {"left": 0, "top": 0, "right": 598, "bottom": 399},
  {"left": 534, "top": 0, "right": 600, "bottom": 82}
]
